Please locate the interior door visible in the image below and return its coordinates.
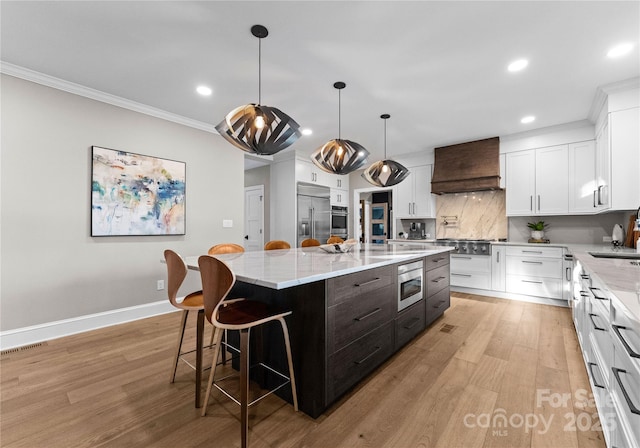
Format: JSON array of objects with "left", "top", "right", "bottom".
[{"left": 244, "top": 185, "right": 264, "bottom": 251}]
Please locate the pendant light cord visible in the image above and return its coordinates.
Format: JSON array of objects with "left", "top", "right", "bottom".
[
  {"left": 258, "top": 37, "right": 262, "bottom": 105},
  {"left": 338, "top": 88, "right": 341, "bottom": 139},
  {"left": 383, "top": 118, "right": 387, "bottom": 158}
]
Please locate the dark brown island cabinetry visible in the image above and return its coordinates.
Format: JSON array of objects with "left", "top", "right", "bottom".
[{"left": 230, "top": 252, "right": 451, "bottom": 418}]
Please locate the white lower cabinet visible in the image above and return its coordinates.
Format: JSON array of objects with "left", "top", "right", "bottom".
[
  {"left": 573, "top": 261, "right": 640, "bottom": 448},
  {"left": 450, "top": 254, "right": 491, "bottom": 290},
  {"left": 505, "top": 246, "right": 564, "bottom": 300},
  {"left": 491, "top": 246, "right": 506, "bottom": 292}
]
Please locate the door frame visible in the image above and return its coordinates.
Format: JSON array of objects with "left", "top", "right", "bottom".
[
  {"left": 352, "top": 186, "right": 393, "bottom": 244},
  {"left": 244, "top": 185, "right": 264, "bottom": 251}
]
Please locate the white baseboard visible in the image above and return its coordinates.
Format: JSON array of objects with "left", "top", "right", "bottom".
[
  {"left": 451, "top": 286, "right": 568, "bottom": 308},
  {"left": 0, "top": 300, "right": 177, "bottom": 351}
]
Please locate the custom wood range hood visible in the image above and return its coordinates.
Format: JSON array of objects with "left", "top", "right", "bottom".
[{"left": 431, "top": 136, "right": 502, "bottom": 194}]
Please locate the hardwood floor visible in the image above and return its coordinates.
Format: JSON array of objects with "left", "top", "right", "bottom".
[{"left": 1, "top": 293, "right": 606, "bottom": 448}]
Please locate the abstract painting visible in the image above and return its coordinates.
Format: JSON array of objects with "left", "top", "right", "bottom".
[{"left": 91, "top": 146, "right": 186, "bottom": 236}]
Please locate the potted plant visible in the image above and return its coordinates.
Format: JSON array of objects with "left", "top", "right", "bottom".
[{"left": 527, "top": 221, "right": 548, "bottom": 240}]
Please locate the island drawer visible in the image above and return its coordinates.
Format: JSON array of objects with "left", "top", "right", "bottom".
[
  {"left": 426, "top": 287, "right": 450, "bottom": 326},
  {"left": 327, "top": 321, "right": 394, "bottom": 402},
  {"left": 427, "top": 264, "right": 450, "bottom": 296},
  {"left": 395, "top": 300, "right": 426, "bottom": 349},
  {"left": 426, "top": 253, "right": 450, "bottom": 271},
  {"left": 505, "top": 246, "right": 563, "bottom": 258},
  {"left": 327, "top": 265, "right": 394, "bottom": 306},
  {"left": 328, "top": 283, "right": 395, "bottom": 353},
  {"left": 505, "top": 256, "right": 562, "bottom": 278}
]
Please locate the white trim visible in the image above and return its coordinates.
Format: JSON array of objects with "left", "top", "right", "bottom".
[
  {"left": 450, "top": 286, "right": 568, "bottom": 308},
  {"left": 0, "top": 300, "right": 177, "bottom": 350},
  {"left": 0, "top": 62, "right": 218, "bottom": 134}
]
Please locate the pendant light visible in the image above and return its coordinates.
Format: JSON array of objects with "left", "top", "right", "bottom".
[
  {"left": 215, "top": 25, "right": 301, "bottom": 155},
  {"left": 311, "top": 82, "right": 369, "bottom": 175},
  {"left": 362, "top": 114, "right": 410, "bottom": 187}
]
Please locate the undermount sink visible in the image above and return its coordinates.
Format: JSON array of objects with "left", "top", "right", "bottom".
[{"left": 588, "top": 251, "right": 640, "bottom": 260}]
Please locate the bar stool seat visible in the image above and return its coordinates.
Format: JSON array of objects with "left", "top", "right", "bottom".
[{"left": 198, "top": 255, "right": 298, "bottom": 448}]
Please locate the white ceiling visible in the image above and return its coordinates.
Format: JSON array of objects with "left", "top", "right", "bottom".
[{"left": 2, "top": 1, "right": 639, "bottom": 170}]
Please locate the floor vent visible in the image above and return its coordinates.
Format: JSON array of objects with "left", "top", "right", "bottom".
[
  {"left": 1, "top": 342, "right": 48, "bottom": 357},
  {"left": 440, "top": 324, "right": 456, "bottom": 333}
]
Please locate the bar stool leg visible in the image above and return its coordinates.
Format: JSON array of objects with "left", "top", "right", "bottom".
[
  {"left": 240, "top": 328, "right": 250, "bottom": 448},
  {"left": 201, "top": 327, "right": 223, "bottom": 417},
  {"left": 279, "top": 317, "right": 298, "bottom": 412},
  {"left": 195, "top": 309, "right": 204, "bottom": 408},
  {"left": 170, "top": 310, "right": 189, "bottom": 383}
]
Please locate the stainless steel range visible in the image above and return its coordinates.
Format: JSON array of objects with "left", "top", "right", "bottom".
[{"left": 434, "top": 239, "right": 492, "bottom": 255}]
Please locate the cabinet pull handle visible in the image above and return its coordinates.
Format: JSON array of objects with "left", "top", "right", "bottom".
[
  {"left": 452, "top": 256, "right": 473, "bottom": 259},
  {"left": 522, "top": 250, "right": 542, "bottom": 254},
  {"left": 354, "top": 307, "right": 382, "bottom": 322},
  {"left": 521, "top": 280, "right": 543, "bottom": 284},
  {"left": 402, "top": 317, "right": 421, "bottom": 330},
  {"left": 354, "top": 277, "right": 381, "bottom": 287},
  {"left": 496, "top": 251, "right": 500, "bottom": 263},
  {"left": 593, "top": 190, "right": 597, "bottom": 208},
  {"left": 530, "top": 195, "right": 533, "bottom": 211},
  {"left": 597, "top": 185, "right": 604, "bottom": 205},
  {"left": 451, "top": 273, "right": 472, "bottom": 277},
  {"left": 580, "top": 274, "right": 590, "bottom": 280},
  {"left": 434, "top": 299, "right": 447, "bottom": 307},
  {"left": 611, "top": 368, "right": 640, "bottom": 415},
  {"left": 587, "top": 362, "right": 605, "bottom": 389},
  {"left": 537, "top": 195, "right": 540, "bottom": 211},
  {"left": 612, "top": 325, "right": 640, "bottom": 359},
  {"left": 354, "top": 346, "right": 381, "bottom": 365},
  {"left": 522, "top": 261, "right": 543, "bottom": 264},
  {"left": 588, "top": 313, "right": 606, "bottom": 331},
  {"left": 431, "top": 276, "right": 446, "bottom": 282},
  {"left": 565, "top": 267, "right": 571, "bottom": 281},
  {"left": 432, "top": 258, "right": 446, "bottom": 262},
  {"left": 589, "top": 287, "right": 607, "bottom": 301}
]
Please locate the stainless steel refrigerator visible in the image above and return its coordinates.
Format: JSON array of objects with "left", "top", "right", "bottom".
[{"left": 297, "top": 183, "right": 331, "bottom": 246}]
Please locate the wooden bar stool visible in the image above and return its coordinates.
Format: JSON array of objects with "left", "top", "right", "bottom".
[
  {"left": 300, "top": 238, "right": 321, "bottom": 247},
  {"left": 208, "top": 243, "right": 245, "bottom": 255},
  {"left": 198, "top": 255, "right": 298, "bottom": 448},
  {"left": 164, "top": 249, "right": 210, "bottom": 408},
  {"left": 327, "top": 235, "right": 345, "bottom": 244},
  {"left": 264, "top": 240, "right": 291, "bottom": 250}
]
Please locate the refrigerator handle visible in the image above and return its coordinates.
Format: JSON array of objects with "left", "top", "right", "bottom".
[{"left": 311, "top": 208, "right": 315, "bottom": 238}]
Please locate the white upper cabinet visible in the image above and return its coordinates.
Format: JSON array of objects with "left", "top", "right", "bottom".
[
  {"left": 505, "top": 150, "right": 536, "bottom": 215},
  {"left": 394, "top": 165, "right": 435, "bottom": 219},
  {"left": 610, "top": 107, "right": 639, "bottom": 210},
  {"left": 330, "top": 188, "right": 349, "bottom": 207},
  {"left": 506, "top": 145, "right": 569, "bottom": 216},
  {"left": 594, "top": 121, "right": 610, "bottom": 211},
  {"left": 296, "top": 159, "right": 331, "bottom": 186},
  {"left": 568, "top": 140, "right": 597, "bottom": 214}
]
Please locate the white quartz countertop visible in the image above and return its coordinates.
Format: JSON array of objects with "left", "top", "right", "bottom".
[{"left": 183, "top": 244, "right": 454, "bottom": 290}]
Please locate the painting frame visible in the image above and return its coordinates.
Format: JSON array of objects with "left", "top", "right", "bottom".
[{"left": 91, "top": 146, "right": 186, "bottom": 236}]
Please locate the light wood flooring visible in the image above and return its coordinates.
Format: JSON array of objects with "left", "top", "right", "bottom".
[{"left": 1, "top": 293, "right": 606, "bottom": 448}]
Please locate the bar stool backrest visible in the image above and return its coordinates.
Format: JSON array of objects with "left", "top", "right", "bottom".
[
  {"left": 164, "top": 249, "right": 189, "bottom": 307},
  {"left": 264, "top": 240, "right": 291, "bottom": 250},
  {"left": 198, "top": 255, "right": 236, "bottom": 325},
  {"left": 301, "top": 238, "right": 321, "bottom": 247},
  {"left": 208, "top": 243, "right": 245, "bottom": 255}
]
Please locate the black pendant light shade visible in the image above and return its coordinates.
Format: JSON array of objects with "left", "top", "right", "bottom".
[
  {"left": 311, "top": 82, "right": 369, "bottom": 175},
  {"left": 362, "top": 114, "right": 410, "bottom": 187},
  {"left": 311, "top": 138, "right": 369, "bottom": 175},
  {"left": 216, "top": 25, "right": 301, "bottom": 156},
  {"left": 216, "top": 103, "right": 301, "bottom": 155}
]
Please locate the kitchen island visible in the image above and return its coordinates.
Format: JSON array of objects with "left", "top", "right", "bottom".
[{"left": 184, "top": 244, "right": 453, "bottom": 418}]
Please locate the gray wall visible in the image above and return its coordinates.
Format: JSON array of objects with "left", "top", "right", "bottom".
[
  {"left": 1, "top": 75, "right": 245, "bottom": 331},
  {"left": 244, "top": 165, "right": 271, "bottom": 241}
]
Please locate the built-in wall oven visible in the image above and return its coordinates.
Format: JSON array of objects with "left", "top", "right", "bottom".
[
  {"left": 330, "top": 206, "right": 348, "bottom": 239},
  {"left": 398, "top": 259, "right": 424, "bottom": 311}
]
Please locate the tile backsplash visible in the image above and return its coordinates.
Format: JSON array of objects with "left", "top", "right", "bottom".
[{"left": 435, "top": 190, "right": 507, "bottom": 240}]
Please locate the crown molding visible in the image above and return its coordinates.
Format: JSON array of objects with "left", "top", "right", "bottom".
[
  {"left": 0, "top": 61, "right": 219, "bottom": 134},
  {"left": 588, "top": 76, "right": 640, "bottom": 123}
]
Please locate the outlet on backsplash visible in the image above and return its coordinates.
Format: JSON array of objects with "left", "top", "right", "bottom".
[{"left": 435, "top": 190, "right": 507, "bottom": 240}]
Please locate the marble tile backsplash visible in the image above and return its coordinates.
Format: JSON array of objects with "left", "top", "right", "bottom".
[{"left": 435, "top": 190, "right": 507, "bottom": 240}]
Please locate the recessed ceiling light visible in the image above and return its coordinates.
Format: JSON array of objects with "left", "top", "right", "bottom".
[
  {"left": 301, "top": 128, "right": 313, "bottom": 136},
  {"left": 196, "top": 85, "right": 212, "bottom": 96},
  {"left": 521, "top": 115, "right": 535, "bottom": 124},
  {"left": 607, "top": 43, "right": 634, "bottom": 58},
  {"left": 508, "top": 59, "right": 529, "bottom": 72}
]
